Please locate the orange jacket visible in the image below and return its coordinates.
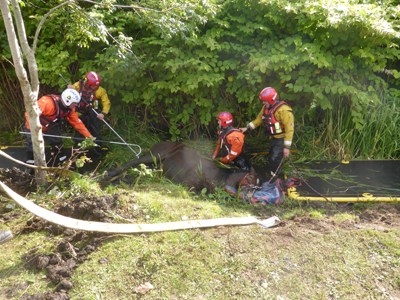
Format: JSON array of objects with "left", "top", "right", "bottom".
[
  {"left": 218, "top": 128, "right": 245, "bottom": 164},
  {"left": 25, "top": 95, "right": 92, "bottom": 138}
]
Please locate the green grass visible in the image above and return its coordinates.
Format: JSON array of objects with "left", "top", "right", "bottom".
[
  {"left": 1, "top": 109, "right": 400, "bottom": 299},
  {"left": 67, "top": 219, "right": 400, "bottom": 300},
  {"left": 1, "top": 178, "right": 400, "bottom": 299}
]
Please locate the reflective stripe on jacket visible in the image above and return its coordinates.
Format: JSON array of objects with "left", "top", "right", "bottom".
[
  {"left": 24, "top": 95, "right": 92, "bottom": 138},
  {"left": 247, "top": 101, "right": 294, "bottom": 148},
  {"left": 218, "top": 127, "right": 245, "bottom": 164}
]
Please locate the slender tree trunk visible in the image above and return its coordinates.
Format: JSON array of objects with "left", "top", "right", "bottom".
[{"left": 0, "top": 0, "right": 47, "bottom": 185}]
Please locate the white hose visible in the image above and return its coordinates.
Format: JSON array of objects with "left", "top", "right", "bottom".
[{"left": 0, "top": 181, "right": 280, "bottom": 233}]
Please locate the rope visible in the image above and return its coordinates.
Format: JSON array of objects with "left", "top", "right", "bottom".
[
  {"left": 286, "top": 159, "right": 333, "bottom": 202},
  {"left": 19, "top": 131, "right": 142, "bottom": 153},
  {"left": 268, "top": 157, "right": 285, "bottom": 184}
]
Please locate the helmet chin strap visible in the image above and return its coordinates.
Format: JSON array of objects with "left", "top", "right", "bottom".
[
  {"left": 219, "top": 125, "right": 232, "bottom": 135},
  {"left": 83, "top": 83, "right": 97, "bottom": 93},
  {"left": 59, "top": 99, "right": 69, "bottom": 110}
]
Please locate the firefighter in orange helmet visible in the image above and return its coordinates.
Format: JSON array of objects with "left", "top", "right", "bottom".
[
  {"left": 212, "top": 111, "right": 251, "bottom": 171},
  {"left": 70, "top": 71, "right": 111, "bottom": 156},
  {"left": 241, "top": 87, "right": 294, "bottom": 181},
  {"left": 24, "top": 88, "right": 94, "bottom": 166}
]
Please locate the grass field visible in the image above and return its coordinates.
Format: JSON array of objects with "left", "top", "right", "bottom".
[{"left": 1, "top": 177, "right": 399, "bottom": 300}]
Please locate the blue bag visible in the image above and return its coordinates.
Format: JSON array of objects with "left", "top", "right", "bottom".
[{"left": 239, "top": 179, "right": 284, "bottom": 205}]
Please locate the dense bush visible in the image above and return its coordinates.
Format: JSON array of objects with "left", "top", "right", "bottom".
[{"left": 1, "top": 0, "right": 400, "bottom": 159}]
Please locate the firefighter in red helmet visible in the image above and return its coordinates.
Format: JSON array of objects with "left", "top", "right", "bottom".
[
  {"left": 241, "top": 87, "right": 294, "bottom": 181},
  {"left": 70, "top": 71, "right": 111, "bottom": 156},
  {"left": 212, "top": 111, "right": 251, "bottom": 171}
]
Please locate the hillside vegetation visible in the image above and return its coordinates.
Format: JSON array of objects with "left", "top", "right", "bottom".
[{"left": 1, "top": 0, "right": 400, "bottom": 159}]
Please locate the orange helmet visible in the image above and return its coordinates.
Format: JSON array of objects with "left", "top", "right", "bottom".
[
  {"left": 85, "top": 71, "right": 101, "bottom": 88},
  {"left": 259, "top": 87, "right": 278, "bottom": 106},
  {"left": 217, "top": 111, "right": 233, "bottom": 128}
]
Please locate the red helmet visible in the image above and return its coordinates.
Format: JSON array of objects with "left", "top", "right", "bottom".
[
  {"left": 85, "top": 71, "right": 101, "bottom": 88},
  {"left": 259, "top": 87, "right": 278, "bottom": 105},
  {"left": 217, "top": 111, "right": 233, "bottom": 128}
]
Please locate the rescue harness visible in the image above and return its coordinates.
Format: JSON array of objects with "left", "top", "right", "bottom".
[
  {"left": 219, "top": 127, "right": 242, "bottom": 147},
  {"left": 262, "top": 101, "right": 290, "bottom": 135},
  {"left": 39, "top": 95, "right": 72, "bottom": 130},
  {"left": 77, "top": 79, "right": 98, "bottom": 114}
]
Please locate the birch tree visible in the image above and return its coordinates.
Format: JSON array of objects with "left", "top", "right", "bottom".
[
  {"left": 0, "top": 0, "right": 72, "bottom": 185},
  {"left": 0, "top": 0, "right": 216, "bottom": 186},
  {"left": 0, "top": 0, "right": 47, "bottom": 185}
]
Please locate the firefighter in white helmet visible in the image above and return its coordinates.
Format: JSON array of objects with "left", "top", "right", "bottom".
[{"left": 24, "top": 88, "right": 94, "bottom": 166}]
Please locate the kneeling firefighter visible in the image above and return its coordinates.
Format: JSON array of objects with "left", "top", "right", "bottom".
[{"left": 212, "top": 111, "right": 251, "bottom": 172}]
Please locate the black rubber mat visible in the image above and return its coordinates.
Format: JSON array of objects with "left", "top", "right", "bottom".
[
  {"left": 2, "top": 148, "right": 399, "bottom": 201},
  {"left": 0, "top": 146, "right": 103, "bottom": 171},
  {"left": 289, "top": 160, "right": 400, "bottom": 200},
  {"left": 0, "top": 146, "right": 27, "bottom": 169}
]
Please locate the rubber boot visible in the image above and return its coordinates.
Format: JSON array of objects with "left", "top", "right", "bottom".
[
  {"left": 25, "top": 151, "right": 35, "bottom": 175},
  {"left": 0, "top": 230, "right": 13, "bottom": 244},
  {"left": 48, "top": 145, "right": 66, "bottom": 167},
  {"left": 26, "top": 151, "right": 34, "bottom": 165},
  {"left": 233, "top": 156, "right": 251, "bottom": 172}
]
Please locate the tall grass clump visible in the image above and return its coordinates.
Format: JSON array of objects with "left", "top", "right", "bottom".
[
  {"left": 99, "top": 104, "right": 162, "bottom": 169},
  {"left": 298, "top": 96, "right": 400, "bottom": 161}
]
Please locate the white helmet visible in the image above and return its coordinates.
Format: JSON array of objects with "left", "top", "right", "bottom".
[{"left": 61, "top": 88, "right": 81, "bottom": 107}]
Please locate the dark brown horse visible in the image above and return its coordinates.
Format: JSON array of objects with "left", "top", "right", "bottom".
[{"left": 102, "top": 141, "right": 257, "bottom": 193}]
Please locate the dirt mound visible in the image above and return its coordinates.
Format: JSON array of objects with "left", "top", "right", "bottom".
[
  {"left": 0, "top": 168, "right": 35, "bottom": 195},
  {"left": 11, "top": 194, "right": 119, "bottom": 300}
]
